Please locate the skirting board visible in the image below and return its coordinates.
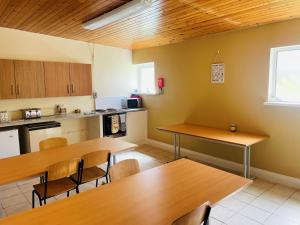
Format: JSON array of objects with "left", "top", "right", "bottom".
[{"left": 145, "top": 138, "right": 300, "bottom": 189}]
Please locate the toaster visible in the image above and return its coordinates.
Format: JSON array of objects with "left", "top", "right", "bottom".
[
  {"left": 0, "top": 111, "right": 9, "bottom": 123},
  {"left": 22, "top": 108, "right": 42, "bottom": 119}
]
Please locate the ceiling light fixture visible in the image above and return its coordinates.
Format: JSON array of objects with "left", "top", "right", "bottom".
[{"left": 83, "top": 0, "right": 152, "bottom": 30}]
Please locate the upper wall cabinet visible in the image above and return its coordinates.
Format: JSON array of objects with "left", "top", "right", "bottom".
[
  {"left": 44, "top": 62, "right": 70, "bottom": 97},
  {"left": 14, "top": 60, "right": 45, "bottom": 98},
  {"left": 0, "top": 59, "right": 92, "bottom": 100},
  {"left": 69, "top": 63, "right": 92, "bottom": 96},
  {"left": 0, "top": 59, "right": 16, "bottom": 99}
]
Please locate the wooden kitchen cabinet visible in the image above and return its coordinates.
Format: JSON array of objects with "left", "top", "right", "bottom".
[
  {"left": 69, "top": 63, "right": 92, "bottom": 96},
  {"left": 14, "top": 60, "right": 45, "bottom": 98},
  {"left": 44, "top": 62, "right": 70, "bottom": 97},
  {"left": 0, "top": 59, "right": 16, "bottom": 99}
]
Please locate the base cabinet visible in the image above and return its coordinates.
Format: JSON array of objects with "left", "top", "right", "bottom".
[{"left": 120, "top": 111, "right": 148, "bottom": 145}]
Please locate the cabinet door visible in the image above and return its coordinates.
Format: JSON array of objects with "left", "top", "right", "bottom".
[
  {"left": 69, "top": 63, "right": 92, "bottom": 96},
  {"left": 0, "top": 59, "right": 16, "bottom": 99},
  {"left": 14, "top": 60, "right": 45, "bottom": 98},
  {"left": 44, "top": 62, "right": 70, "bottom": 97}
]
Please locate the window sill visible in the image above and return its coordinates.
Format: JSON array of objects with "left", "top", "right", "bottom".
[{"left": 264, "top": 101, "right": 300, "bottom": 108}]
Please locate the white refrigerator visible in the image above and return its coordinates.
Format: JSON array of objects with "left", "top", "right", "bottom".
[{"left": 0, "top": 129, "right": 20, "bottom": 159}]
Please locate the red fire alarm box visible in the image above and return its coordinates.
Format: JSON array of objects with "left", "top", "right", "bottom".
[{"left": 158, "top": 77, "right": 164, "bottom": 94}]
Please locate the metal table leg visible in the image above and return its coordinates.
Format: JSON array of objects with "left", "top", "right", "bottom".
[
  {"left": 177, "top": 135, "right": 181, "bottom": 159},
  {"left": 173, "top": 134, "right": 177, "bottom": 160},
  {"left": 243, "top": 146, "right": 251, "bottom": 178}
]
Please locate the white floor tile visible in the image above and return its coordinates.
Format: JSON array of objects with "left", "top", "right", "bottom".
[
  {"left": 219, "top": 197, "right": 247, "bottom": 212},
  {"left": 226, "top": 214, "right": 262, "bottom": 225},
  {"left": 233, "top": 191, "right": 257, "bottom": 204},
  {"left": 209, "top": 217, "right": 225, "bottom": 225},
  {"left": 4, "top": 202, "right": 31, "bottom": 216},
  {"left": 243, "top": 184, "right": 267, "bottom": 196},
  {"left": 274, "top": 198, "right": 300, "bottom": 223},
  {"left": 1, "top": 194, "right": 28, "bottom": 209},
  {"left": 251, "top": 196, "right": 281, "bottom": 213},
  {"left": 0, "top": 187, "right": 21, "bottom": 200},
  {"left": 264, "top": 214, "right": 300, "bottom": 225},
  {"left": 240, "top": 205, "right": 271, "bottom": 223},
  {"left": 211, "top": 205, "right": 235, "bottom": 222},
  {"left": 269, "top": 184, "right": 295, "bottom": 198}
]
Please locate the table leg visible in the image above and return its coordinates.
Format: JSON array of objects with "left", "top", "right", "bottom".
[
  {"left": 177, "top": 135, "right": 181, "bottom": 159},
  {"left": 173, "top": 134, "right": 177, "bottom": 160},
  {"left": 243, "top": 146, "right": 251, "bottom": 178}
]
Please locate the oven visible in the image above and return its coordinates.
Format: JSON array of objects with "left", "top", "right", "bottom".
[{"left": 102, "top": 112, "right": 126, "bottom": 138}]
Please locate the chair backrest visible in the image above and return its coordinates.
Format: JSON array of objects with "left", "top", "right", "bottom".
[
  {"left": 39, "top": 137, "right": 68, "bottom": 151},
  {"left": 47, "top": 158, "right": 81, "bottom": 181},
  {"left": 109, "top": 159, "right": 140, "bottom": 182},
  {"left": 172, "top": 202, "right": 211, "bottom": 225},
  {"left": 82, "top": 150, "right": 110, "bottom": 169}
]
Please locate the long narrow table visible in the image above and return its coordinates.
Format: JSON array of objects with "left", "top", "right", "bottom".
[
  {"left": 0, "top": 138, "right": 137, "bottom": 186},
  {"left": 0, "top": 159, "right": 250, "bottom": 225},
  {"left": 157, "top": 123, "right": 268, "bottom": 178}
]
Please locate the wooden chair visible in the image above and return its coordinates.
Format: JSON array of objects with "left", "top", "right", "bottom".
[
  {"left": 109, "top": 159, "right": 140, "bottom": 182},
  {"left": 39, "top": 137, "right": 68, "bottom": 151},
  {"left": 172, "top": 202, "right": 211, "bottom": 225},
  {"left": 71, "top": 150, "right": 111, "bottom": 187},
  {"left": 32, "top": 158, "right": 81, "bottom": 208}
]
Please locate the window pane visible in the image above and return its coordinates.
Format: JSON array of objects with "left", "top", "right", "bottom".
[
  {"left": 137, "top": 63, "right": 155, "bottom": 94},
  {"left": 276, "top": 49, "right": 300, "bottom": 102}
]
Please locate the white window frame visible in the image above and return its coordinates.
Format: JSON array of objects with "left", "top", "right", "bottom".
[
  {"left": 266, "top": 45, "right": 300, "bottom": 107},
  {"left": 136, "top": 62, "right": 157, "bottom": 95}
]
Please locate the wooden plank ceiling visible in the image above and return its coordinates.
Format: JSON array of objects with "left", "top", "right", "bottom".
[{"left": 0, "top": 0, "right": 300, "bottom": 49}]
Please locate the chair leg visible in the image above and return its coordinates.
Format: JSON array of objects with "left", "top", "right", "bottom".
[
  {"left": 67, "top": 191, "right": 70, "bottom": 197},
  {"left": 43, "top": 198, "right": 46, "bottom": 205},
  {"left": 32, "top": 190, "right": 35, "bottom": 208},
  {"left": 96, "top": 179, "right": 99, "bottom": 187},
  {"left": 76, "top": 186, "right": 79, "bottom": 194},
  {"left": 105, "top": 175, "right": 109, "bottom": 183}
]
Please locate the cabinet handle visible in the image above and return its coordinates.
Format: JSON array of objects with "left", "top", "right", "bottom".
[
  {"left": 16, "top": 85, "right": 20, "bottom": 96},
  {"left": 11, "top": 85, "right": 14, "bottom": 95},
  {"left": 71, "top": 84, "right": 74, "bottom": 93},
  {"left": 67, "top": 84, "right": 70, "bottom": 94}
]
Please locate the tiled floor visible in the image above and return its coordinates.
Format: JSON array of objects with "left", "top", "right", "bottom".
[{"left": 0, "top": 145, "right": 300, "bottom": 225}]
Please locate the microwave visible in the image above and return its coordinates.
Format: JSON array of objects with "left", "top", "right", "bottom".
[{"left": 121, "top": 98, "right": 142, "bottom": 109}]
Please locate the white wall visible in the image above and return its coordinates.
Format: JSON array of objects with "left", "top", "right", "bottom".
[{"left": 0, "top": 27, "right": 136, "bottom": 119}]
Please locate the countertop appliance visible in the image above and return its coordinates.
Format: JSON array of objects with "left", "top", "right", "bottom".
[
  {"left": 20, "top": 121, "right": 62, "bottom": 153},
  {"left": 0, "top": 111, "right": 9, "bottom": 123},
  {"left": 121, "top": 98, "right": 142, "bottom": 109},
  {"left": 103, "top": 112, "right": 126, "bottom": 138},
  {"left": 0, "top": 129, "right": 20, "bottom": 159},
  {"left": 22, "top": 108, "right": 42, "bottom": 119}
]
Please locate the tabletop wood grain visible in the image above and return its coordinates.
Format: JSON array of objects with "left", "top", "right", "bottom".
[
  {"left": 0, "top": 138, "right": 137, "bottom": 185},
  {"left": 0, "top": 159, "right": 251, "bottom": 225},
  {"left": 158, "top": 123, "right": 268, "bottom": 147}
]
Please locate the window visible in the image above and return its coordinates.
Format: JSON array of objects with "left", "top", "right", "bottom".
[
  {"left": 268, "top": 45, "right": 300, "bottom": 104},
  {"left": 136, "top": 62, "right": 156, "bottom": 95}
]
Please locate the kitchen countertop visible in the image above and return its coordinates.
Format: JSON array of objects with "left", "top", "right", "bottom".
[{"left": 0, "top": 108, "right": 146, "bottom": 128}]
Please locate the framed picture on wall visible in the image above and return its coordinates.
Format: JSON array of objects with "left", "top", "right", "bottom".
[{"left": 211, "top": 63, "right": 225, "bottom": 83}]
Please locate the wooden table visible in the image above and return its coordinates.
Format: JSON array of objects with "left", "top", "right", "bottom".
[
  {"left": 0, "top": 138, "right": 137, "bottom": 186},
  {"left": 0, "top": 159, "right": 250, "bottom": 225},
  {"left": 157, "top": 123, "right": 268, "bottom": 178}
]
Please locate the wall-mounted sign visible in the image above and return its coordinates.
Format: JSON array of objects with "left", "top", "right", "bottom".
[{"left": 211, "top": 63, "right": 225, "bottom": 83}]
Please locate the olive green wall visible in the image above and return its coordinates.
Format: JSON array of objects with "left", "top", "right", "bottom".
[{"left": 133, "top": 18, "right": 300, "bottom": 178}]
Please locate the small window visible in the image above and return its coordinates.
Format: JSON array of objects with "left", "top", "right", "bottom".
[
  {"left": 268, "top": 45, "right": 300, "bottom": 104},
  {"left": 136, "top": 62, "right": 156, "bottom": 95}
]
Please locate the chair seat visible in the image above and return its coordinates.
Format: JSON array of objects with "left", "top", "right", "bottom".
[
  {"left": 72, "top": 167, "right": 106, "bottom": 184},
  {"left": 33, "top": 178, "right": 77, "bottom": 198}
]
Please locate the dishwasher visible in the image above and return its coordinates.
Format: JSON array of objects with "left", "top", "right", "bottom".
[{"left": 20, "top": 121, "right": 62, "bottom": 153}]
